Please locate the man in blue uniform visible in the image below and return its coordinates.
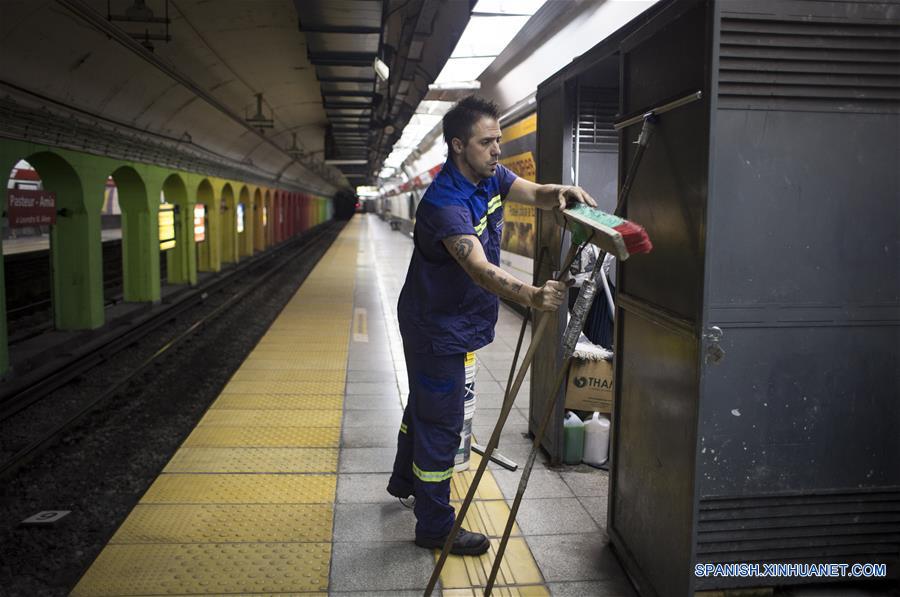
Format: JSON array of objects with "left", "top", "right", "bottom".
[{"left": 388, "top": 96, "right": 597, "bottom": 555}]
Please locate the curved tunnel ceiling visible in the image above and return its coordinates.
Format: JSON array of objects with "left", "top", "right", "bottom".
[
  {"left": 0, "top": 0, "right": 472, "bottom": 192},
  {"left": 0, "top": 0, "right": 346, "bottom": 193}
]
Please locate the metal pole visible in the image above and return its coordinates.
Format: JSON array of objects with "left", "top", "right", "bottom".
[
  {"left": 484, "top": 112, "right": 660, "bottom": 595},
  {"left": 423, "top": 242, "right": 581, "bottom": 596},
  {"left": 613, "top": 90, "right": 702, "bottom": 130},
  {"left": 484, "top": 264, "right": 604, "bottom": 593}
]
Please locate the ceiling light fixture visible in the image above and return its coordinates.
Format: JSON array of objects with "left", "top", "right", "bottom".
[
  {"left": 427, "top": 80, "right": 481, "bottom": 91},
  {"left": 246, "top": 93, "right": 274, "bottom": 129},
  {"left": 107, "top": 0, "right": 172, "bottom": 52},
  {"left": 373, "top": 57, "right": 390, "bottom": 82},
  {"left": 286, "top": 132, "right": 303, "bottom": 158},
  {"left": 325, "top": 159, "right": 368, "bottom": 165}
]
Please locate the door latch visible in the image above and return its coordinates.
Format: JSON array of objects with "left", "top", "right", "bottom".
[{"left": 703, "top": 325, "right": 725, "bottom": 364}]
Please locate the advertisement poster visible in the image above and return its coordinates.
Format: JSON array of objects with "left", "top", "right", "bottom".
[
  {"left": 194, "top": 204, "right": 206, "bottom": 243},
  {"left": 159, "top": 204, "right": 176, "bottom": 251},
  {"left": 499, "top": 149, "right": 536, "bottom": 258}
]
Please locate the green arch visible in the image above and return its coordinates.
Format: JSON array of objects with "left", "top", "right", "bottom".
[
  {"left": 196, "top": 179, "right": 218, "bottom": 272},
  {"left": 253, "top": 188, "right": 265, "bottom": 252},
  {"left": 220, "top": 183, "right": 237, "bottom": 264},
  {"left": 237, "top": 185, "right": 251, "bottom": 258},
  {"left": 25, "top": 150, "right": 103, "bottom": 331},
  {"left": 110, "top": 165, "right": 158, "bottom": 302},
  {"left": 162, "top": 173, "right": 196, "bottom": 285}
]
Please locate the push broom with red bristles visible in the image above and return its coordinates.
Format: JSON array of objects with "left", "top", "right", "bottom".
[
  {"left": 562, "top": 203, "right": 653, "bottom": 260},
  {"left": 426, "top": 113, "right": 660, "bottom": 597}
]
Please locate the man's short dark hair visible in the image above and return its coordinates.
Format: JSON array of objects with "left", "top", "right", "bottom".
[{"left": 443, "top": 96, "right": 500, "bottom": 147}]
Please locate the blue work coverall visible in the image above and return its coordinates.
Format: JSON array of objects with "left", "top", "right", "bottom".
[{"left": 389, "top": 159, "right": 517, "bottom": 541}]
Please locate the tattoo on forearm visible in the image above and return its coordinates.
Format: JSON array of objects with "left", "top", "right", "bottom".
[
  {"left": 453, "top": 238, "right": 473, "bottom": 260},
  {"left": 479, "top": 265, "right": 529, "bottom": 304}
]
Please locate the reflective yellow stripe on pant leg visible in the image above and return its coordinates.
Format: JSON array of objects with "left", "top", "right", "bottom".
[{"left": 412, "top": 462, "right": 454, "bottom": 483}]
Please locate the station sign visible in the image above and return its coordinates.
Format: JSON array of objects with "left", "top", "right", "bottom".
[
  {"left": 6, "top": 189, "right": 56, "bottom": 227},
  {"left": 236, "top": 203, "right": 245, "bottom": 233},
  {"left": 159, "top": 203, "right": 176, "bottom": 251},
  {"left": 194, "top": 204, "right": 206, "bottom": 242}
]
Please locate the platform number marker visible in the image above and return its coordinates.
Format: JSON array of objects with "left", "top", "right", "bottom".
[{"left": 353, "top": 308, "right": 368, "bottom": 343}]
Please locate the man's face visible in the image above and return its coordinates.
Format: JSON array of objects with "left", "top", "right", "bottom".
[{"left": 458, "top": 116, "right": 502, "bottom": 181}]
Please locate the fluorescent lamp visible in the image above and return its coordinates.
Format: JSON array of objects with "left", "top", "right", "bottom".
[
  {"left": 428, "top": 81, "right": 481, "bottom": 91},
  {"left": 325, "top": 159, "right": 368, "bottom": 165},
  {"left": 373, "top": 57, "right": 390, "bottom": 82}
]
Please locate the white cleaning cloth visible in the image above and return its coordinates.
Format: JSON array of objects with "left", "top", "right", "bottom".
[{"left": 573, "top": 332, "right": 613, "bottom": 361}]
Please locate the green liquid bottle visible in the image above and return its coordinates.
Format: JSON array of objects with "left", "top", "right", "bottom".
[{"left": 563, "top": 411, "right": 585, "bottom": 465}]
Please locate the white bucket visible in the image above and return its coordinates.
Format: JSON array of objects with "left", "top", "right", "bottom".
[
  {"left": 454, "top": 386, "right": 477, "bottom": 472},
  {"left": 464, "top": 351, "right": 477, "bottom": 384}
]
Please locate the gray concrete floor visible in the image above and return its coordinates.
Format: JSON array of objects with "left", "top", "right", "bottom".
[{"left": 333, "top": 214, "right": 629, "bottom": 596}]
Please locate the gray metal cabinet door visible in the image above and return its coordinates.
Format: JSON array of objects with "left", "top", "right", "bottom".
[
  {"left": 532, "top": 83, "right": 574, "bottom": 464},
  {"left": 608, "top": 1, "right": 712, "bottom": 596}
]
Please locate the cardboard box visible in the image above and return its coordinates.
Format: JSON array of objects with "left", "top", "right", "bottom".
[{"left": 565, "top": 358, "right": 614, "bottom": 413}]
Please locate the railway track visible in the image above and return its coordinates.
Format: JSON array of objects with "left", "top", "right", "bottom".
[{"left": 0, "top": 221, "right": 342, "bottom": 479}]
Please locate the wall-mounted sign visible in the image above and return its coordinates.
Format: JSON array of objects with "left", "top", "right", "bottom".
[
  {"left": 6, "top": 189, "right": 56, "bottom": 227},
  {"left": 159, "top": 203, "right": 176, "bottom": 251},
  {"left": 194, "top": 204, "right": 206, "bottom": 243},
  {"left": 236, "top": 203, "right": 245, "bottom": 233}
]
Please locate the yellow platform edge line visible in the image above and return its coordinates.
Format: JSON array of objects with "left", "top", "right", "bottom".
[
  {"left": 438, "top": 452, "right": 547, "bottom": 592},
  {"left": 72, "top": 220, "right": 361, "bottom": 597}
]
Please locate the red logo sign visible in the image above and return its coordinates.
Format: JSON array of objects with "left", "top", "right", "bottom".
[{"left": 7, "top": 189, "right": 56, "bottom": 227}]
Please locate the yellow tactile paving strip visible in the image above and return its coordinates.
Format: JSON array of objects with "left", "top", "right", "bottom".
[
  {"left": 74, "top": 542, "right": 332, "bottom": 595},
  {"left": 110, "top": 504, "right": 334, "bottom": 543},
  {"left": 73, "top": 217, "right": 549, "bottom": 595},
  {"left": 437, "top": 450, "right": 548, "bottom": 595},
  {"left": 162, "top": 446, "right": 339, "bottom": 473},
  {"left": 73, "top": 220, "right": 359, "bottom": 596},
  {"left": 221, "top": 379, "right": 346, "bottom": 394},
  {"left": 197, "top": 408, "right": 342, "bottom": 427},
  {"left": 140, "top": 474, "right": 336, "bottom": 504},
  {"left": 210, "top": 393, "right": 344, "bottom": 410},
  {"left": 181, "top": 426, "right": 340, "bottom": 448},
  {"left": 230, "top": 369, "right": 347, "bottom": 382}
]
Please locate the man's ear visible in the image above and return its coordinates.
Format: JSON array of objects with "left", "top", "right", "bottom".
[{"left": 451, "top": 137, "right": 464, "bottom": 156}]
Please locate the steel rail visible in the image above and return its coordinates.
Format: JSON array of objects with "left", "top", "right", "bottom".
[
  {"left": 0, "top": 222, "right": 340, "bottom": 479},
  {"left": 0, "top": 223, "right": 334, "bottom": 421}
]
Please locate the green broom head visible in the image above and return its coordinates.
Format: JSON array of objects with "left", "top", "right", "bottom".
[
  {"left": 568, "top": 204, "right": 625, "bottom": 245},
  {"left": 565, "top": 204, "right": 653, "bottom": 256}
]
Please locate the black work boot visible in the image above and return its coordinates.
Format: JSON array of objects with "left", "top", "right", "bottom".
[{"left": 415, "top": 527, "right": 490, "bottom": 556}]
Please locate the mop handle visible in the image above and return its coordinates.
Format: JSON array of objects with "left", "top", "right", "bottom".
[
  {"left": 423, "top": 242, "right": 581, "bottom": 596},
  {"left": 484, "top": 265, "right": 605, "bottom": 593},
  {"left": 484, "top": 114, "right": 659, "bottom": 595}
]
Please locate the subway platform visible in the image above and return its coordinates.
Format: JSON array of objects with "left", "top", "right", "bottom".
[
  {"left": 2, "top": 229, "right": 122, "bottom": 256},
  {"left": 70, "top": 214, "right": 626, "bottom": 596}
]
